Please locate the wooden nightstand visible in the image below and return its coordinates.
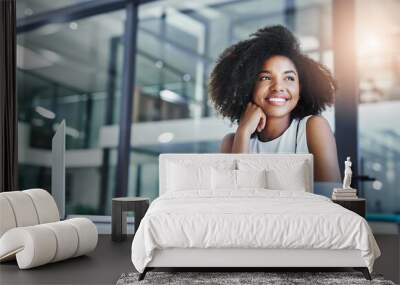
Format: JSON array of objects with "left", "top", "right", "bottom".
[{"left": 332, "top": 198, "right": 366, "bottom": 218}]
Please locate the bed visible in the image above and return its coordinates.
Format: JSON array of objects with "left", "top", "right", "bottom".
[{"left": 131, "top": 154, "right": 380, "bottom": 280}]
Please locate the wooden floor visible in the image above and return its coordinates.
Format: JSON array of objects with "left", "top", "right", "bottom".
[
  {"left": 0, "top": 235, "right": 134, "bottom": 285},
  {"left": 1, "top": 233, "right": 398, "bottom": 284}
]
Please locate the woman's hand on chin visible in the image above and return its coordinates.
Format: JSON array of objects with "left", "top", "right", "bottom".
[{"left": 238, "top": 102, "right": 267, "bottom": 137}]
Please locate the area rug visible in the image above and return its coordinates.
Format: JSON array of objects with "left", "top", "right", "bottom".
[{"left": 116, "top": 271, "right": 396, "bottom": 285}]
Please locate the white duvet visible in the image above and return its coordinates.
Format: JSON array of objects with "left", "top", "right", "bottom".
[{"left": 131, "top": 189, "right": 380, "bottom": 273}]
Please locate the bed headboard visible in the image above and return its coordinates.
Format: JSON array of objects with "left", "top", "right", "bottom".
[{"left": 159, "top": 153, "right": 314, "bottom": 195}]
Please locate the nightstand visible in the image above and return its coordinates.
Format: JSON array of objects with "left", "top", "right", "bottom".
[
  {"left": 332, "top": 198, "right": 366, "bottom": 218},
  {"left": 112, "top": 197, "right": 149, "bottom": 242}
]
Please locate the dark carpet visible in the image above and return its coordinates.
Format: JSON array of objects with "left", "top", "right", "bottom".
[{"left": 117, "top": 271, "right": 396, "bottom": 285}]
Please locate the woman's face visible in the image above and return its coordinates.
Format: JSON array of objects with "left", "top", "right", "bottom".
[{"left": 252, "top": 55, "right": 300, "bottom": 118}]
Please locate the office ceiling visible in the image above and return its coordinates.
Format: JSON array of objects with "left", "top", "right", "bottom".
[{"left": 16, "top": 0, "right": 332, "bottom": 98}]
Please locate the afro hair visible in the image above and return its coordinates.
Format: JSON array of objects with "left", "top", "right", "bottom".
[{"left": 209, "top": 25, "right": 337, "bottom": 124}]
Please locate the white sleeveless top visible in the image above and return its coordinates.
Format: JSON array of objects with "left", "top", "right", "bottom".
[{"left": 249, "top": 115, "right": 312, "bottom": 154}]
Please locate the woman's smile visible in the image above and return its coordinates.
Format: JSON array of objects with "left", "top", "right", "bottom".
[{"left": 265, "top": 94, "right": 291, "bottom": 106}]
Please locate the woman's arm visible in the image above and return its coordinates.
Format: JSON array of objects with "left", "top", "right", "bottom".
[
  {"left": 232, "top": 129, "right": 251, "bottom": 153},
  {"left": 306, "top": 115, "right": 341, "bottom": 182},
  {"left": 220, "top": 102, "right": 266, "bottom": 153},
  {"left": 220, "top": 130, "right": 250, "bottom": 153},
  {"left": 220, "top": 133, "right": 235, "bottom": 153}
]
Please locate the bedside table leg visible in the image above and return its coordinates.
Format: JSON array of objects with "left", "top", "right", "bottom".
[{"left": 112, "top": 202, "right": 127, "bottom": 242}]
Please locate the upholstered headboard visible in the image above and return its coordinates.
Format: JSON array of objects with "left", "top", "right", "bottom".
[{"left": 159, "top": 154, "right": 314, "bottom": 195}]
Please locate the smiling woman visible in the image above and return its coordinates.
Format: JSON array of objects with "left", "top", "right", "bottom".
[{"left": 209, "top": 25, "right": 341, "bottom": 182}]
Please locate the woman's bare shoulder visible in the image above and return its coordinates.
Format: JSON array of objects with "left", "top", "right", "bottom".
[
  {"left": 220, "top": 133, "right": 235, "bottom": 153},
  {"left": 306, "top": 115, "right": 332, "bottom": 134},
  {"left": 307, "top": 116, "right": 335, "bottom": 152},
  {"left": 306, "top": 115, "right": 336, "bottom": 154}
]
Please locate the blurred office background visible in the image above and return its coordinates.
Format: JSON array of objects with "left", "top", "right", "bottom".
[{"left": 16, "top": 0, "right": 399, "bottom": 220}]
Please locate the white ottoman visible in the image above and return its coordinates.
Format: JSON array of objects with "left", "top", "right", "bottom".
[{"left": 0, "top": 189, "right": 98, "bottom": 269}]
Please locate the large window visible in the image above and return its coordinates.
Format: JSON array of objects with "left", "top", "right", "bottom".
[
  {"left": 18, "top": 0, "right": 400, "bottom": 220},
  {"left": 17, "top": 0, "right": 336, "bottom": 215},
  {"left": 356, "top": 0, "right": 400, "bottom": 217},
  {"left": 17, "top": 9, "right": 126, "bottom": 215}
]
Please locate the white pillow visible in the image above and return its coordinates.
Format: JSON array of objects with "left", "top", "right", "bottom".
[
  {"left": 236, "top": 169, "right": 268, "bottom": 188},
  {"left": 211, "top": 168, "right": 268, "bottom": 190},
  {"left": 237, "top": 159, "right": 310, "bottom": 192},
  {"left": 211, "top": 168, "right": 236, "bottom": 190},
  {"left": 167, "top": 162, "right": 212, "bottom": 191},
  {"left": 266, "top": 164, "right": 307, "bottom": 191}
]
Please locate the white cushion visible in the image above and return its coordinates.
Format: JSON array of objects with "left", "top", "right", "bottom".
[
  {"left": 0, "top": 189, "right": 59, "bottom": 238},
  {"left": 238, "top": 159, "right": 310, "bottom": 192},
  {"left": 0, "top": 218, "right": 97, "bottom": 269},
  {"left": 0, "top": 196, "right": 17, "bottom": 237},
  {"left": 211, "top": 168, "right": 236, "bottom": 190},
  {"left": 23, "top": 189, "right": 60, "bottom": 223},
  {"left": 0, "top": 191, "right": 39, "bottom": 227},
  {"left": 0, "top": 189, "right": 98, "bottom": 269},
  {"left": 0, "top": 225, "right": 57, "bottom": 269},
  {"left": 211, "top": 169, "right": 268, "bottom": 191},
  {"left": 266, "top": 163, "right": 308, "bottom": 191},
  {"left": 42, "top": 221, "right": 79, "bottom": 262},
  {"left": 236, "top": 169, "right": 268, "bottom": 189},
  {"left": 167, "top": 162, "right": 212, "bottom": 191},
  {"left": 64, "top": 218, "right": 98, "bottom": 257},
  {"left": 160, "top": 155, "right": 237, "bottom": 195}
]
